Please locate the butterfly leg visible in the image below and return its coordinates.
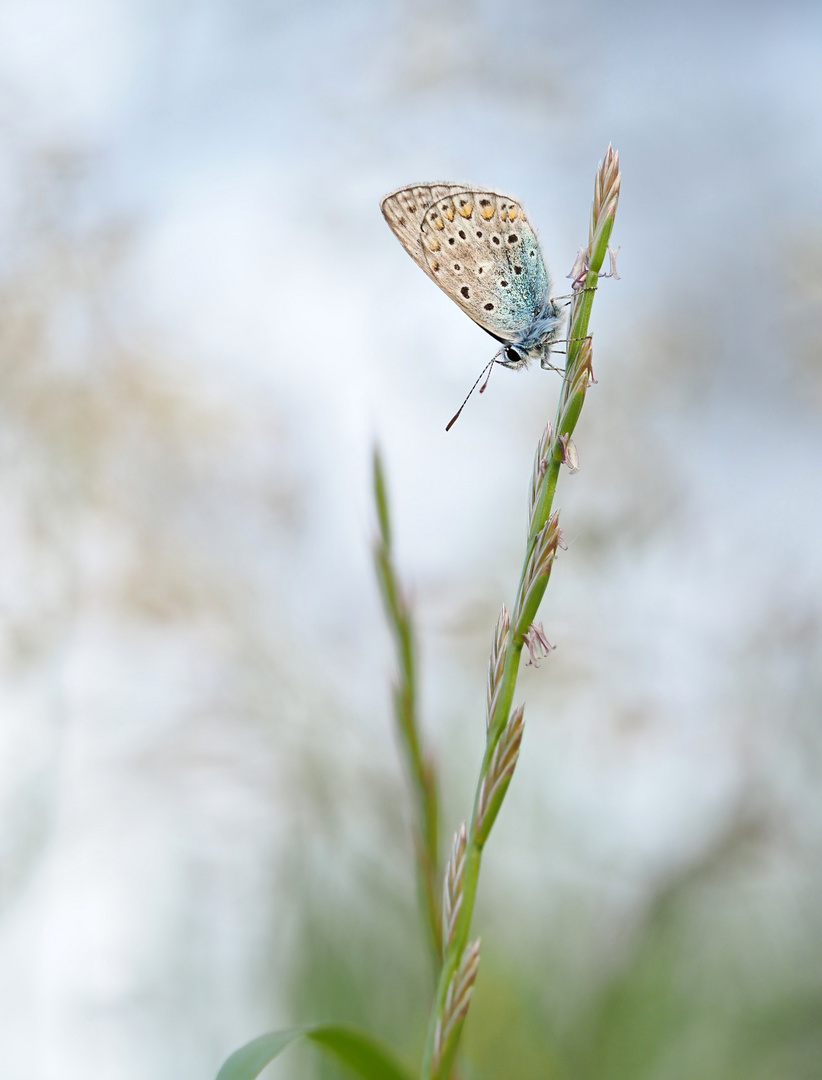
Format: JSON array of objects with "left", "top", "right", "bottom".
[
  {"left": 539, "top": 334, "right": 591, "bottom": 369},
  {"left": 539, "top": 358, "right": 566, "bottom": 373},
  {"left": 552, "top": 287, "right": 597, "bottom": 302}
]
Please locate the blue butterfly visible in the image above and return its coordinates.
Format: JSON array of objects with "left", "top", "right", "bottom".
[{"left": 381, "top": 183, "right": 564, "bottom": 373}]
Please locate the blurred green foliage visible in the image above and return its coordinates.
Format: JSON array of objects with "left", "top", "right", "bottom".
[{"left": 285, "top": 813, "right": 822, "bottom": 1079}]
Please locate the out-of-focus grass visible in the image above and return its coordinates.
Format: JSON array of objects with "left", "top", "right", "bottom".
[
  {"left": 284, "top": 783, "right": 822, "bottom": 1080},
  {"left": 0, "top": 148, "right": 310, "bottom": 1079}
]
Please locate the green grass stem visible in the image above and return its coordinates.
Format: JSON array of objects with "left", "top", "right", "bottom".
[
  {"left": 373, "top": 448, "right": 442, "bottom": 974},
  {"left": 419, "top": 147, "right": 621, "bottom": 1080}
]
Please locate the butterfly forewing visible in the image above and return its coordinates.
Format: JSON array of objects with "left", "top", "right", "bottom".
[
  {"left": 380, "top": 183, "right": 469, "bottom": 273},
  {"left": 418, "top": 190, "right": 550, "bottom": 343}
]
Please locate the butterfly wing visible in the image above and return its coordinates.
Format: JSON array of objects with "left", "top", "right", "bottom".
[
  {"left": 417, "top": 189, "right": 551, "bottom": 343},
  {"left": 381, "top": 183, "right": 470, "bottom": 273},
  {"left": 382, "top": 184, "right": 552, "bottom": 343}
]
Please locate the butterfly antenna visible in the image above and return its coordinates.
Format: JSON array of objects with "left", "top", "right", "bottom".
[{"left": 445, "top": 356, "right": 497, "bottom": 432}]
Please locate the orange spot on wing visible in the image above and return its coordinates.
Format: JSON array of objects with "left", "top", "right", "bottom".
[{"left": 458, "top": 202, "right": 474, "bottom": 218}]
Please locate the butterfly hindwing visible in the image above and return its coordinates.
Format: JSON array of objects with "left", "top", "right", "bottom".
[{"left": 417, "top": 189, "right": 550, "bottom": 343}]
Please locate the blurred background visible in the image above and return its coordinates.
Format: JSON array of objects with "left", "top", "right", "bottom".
[{"left": 0, "top": 1, "right": 821, "bottom": 1078}]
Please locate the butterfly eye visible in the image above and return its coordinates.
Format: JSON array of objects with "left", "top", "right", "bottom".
[{"left": 505, "top": 347, "right": 522, "bottom": 364}]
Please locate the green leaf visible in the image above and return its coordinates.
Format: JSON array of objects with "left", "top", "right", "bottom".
[
  {"left": 215, "top": 1030, "right": 301, "bottom": 1080},
  {"left": 306, "top": 1025, "right": 413, "bottom": 1080},
  {"left": 215, "top": 1023, "right": 414, "bottom": 1080}
]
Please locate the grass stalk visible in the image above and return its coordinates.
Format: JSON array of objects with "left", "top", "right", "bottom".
[
  {"left": 373, "top": 449, "right": 442, "bottom": 972},
  {"left": 419, "top": 146, "right": 621, "bottom": 1080}
]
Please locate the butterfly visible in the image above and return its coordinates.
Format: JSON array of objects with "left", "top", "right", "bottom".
[{"left": 380, "top": 183, "right": 564, "bottom": 377}]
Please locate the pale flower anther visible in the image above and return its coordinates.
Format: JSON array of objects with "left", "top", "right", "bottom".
[
  {"left": 568, "top": 244, "right": 620, "bottom": 289},
  {"left": 567, "top": 246, "right": 590, "bottom": 290},
  {"left": 604, "top": 245, "right": 621, "bottom": 279},
  {"left": 523, "top": 622, "right": 556, "bottom": 666},
  {"left": 559, "top": 434, "right": 580, "bottom": 473}
]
